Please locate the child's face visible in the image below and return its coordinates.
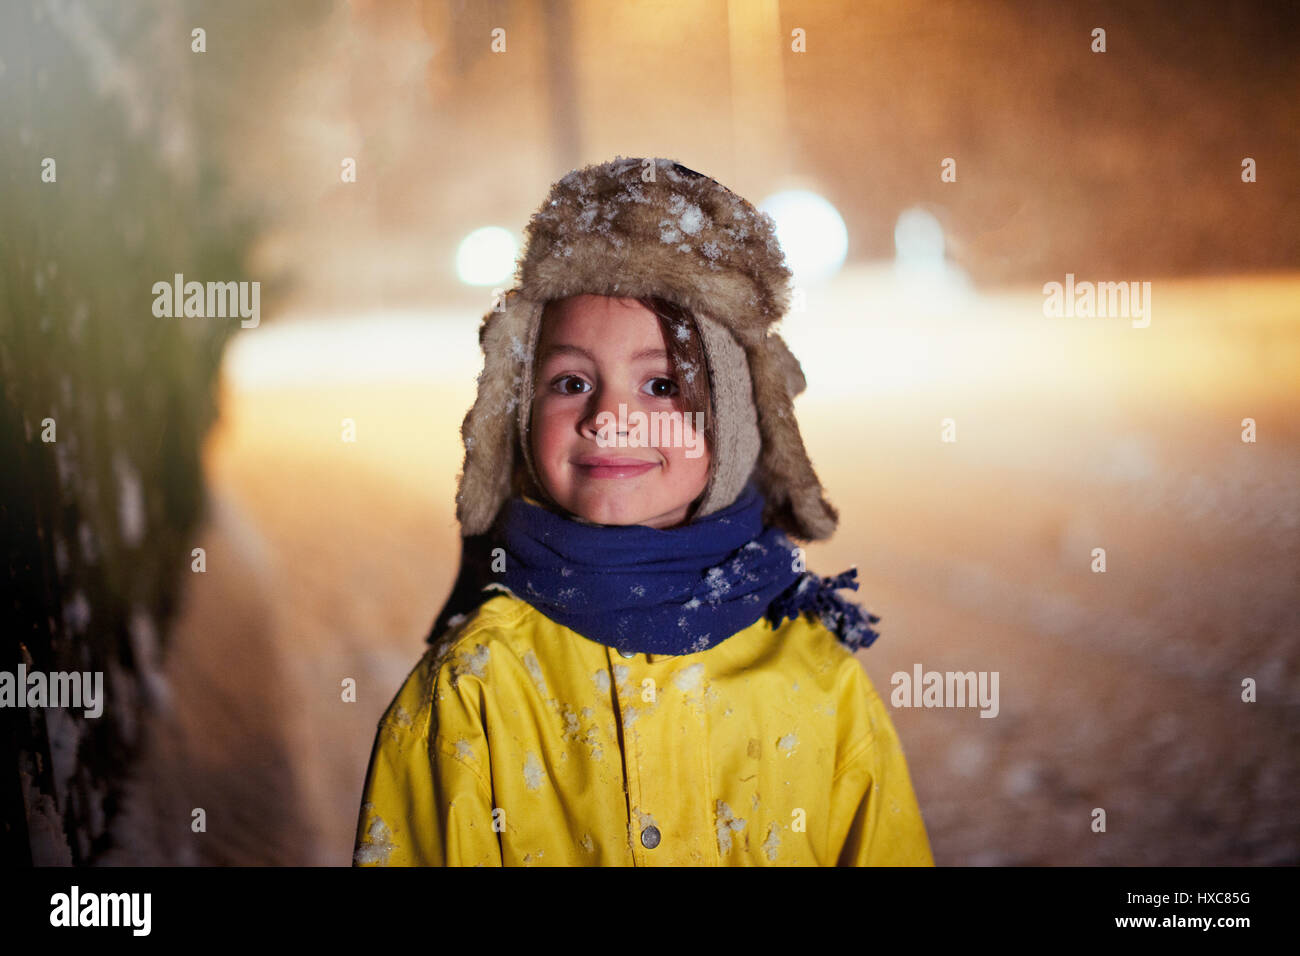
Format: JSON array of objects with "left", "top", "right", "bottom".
[{"left": 530, "top": 294, "right": 711, "bottom": 529}]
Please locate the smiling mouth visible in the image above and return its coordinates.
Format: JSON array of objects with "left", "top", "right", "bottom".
[{"left": 573, "top": 457, "right": 659, "bottom": 479}]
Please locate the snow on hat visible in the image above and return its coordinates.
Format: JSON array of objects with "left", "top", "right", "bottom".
[{"left": 455, "top": 156, "right": 838, "bottom": 542}]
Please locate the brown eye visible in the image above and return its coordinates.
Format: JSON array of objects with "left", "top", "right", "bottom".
[
  {"left": 646, "top": 377, "right": 679, "bottom": 398},
  {"left": 553, "top": 375, "right": 590, "bottom": 395}
]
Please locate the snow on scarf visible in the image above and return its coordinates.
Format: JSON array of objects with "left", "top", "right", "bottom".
[{"left": 490, "top": 480, "right": 881, "bottom": 655}]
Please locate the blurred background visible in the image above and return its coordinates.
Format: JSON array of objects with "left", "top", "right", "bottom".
[{"left": 2, "top": 0, "right": 1297, "bottom": 866}]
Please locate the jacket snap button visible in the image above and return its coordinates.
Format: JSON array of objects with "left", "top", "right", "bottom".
[
  {"left": 640, "top": 825, "right": 661, "bottom": 849},
  {"left": 618, "top": 648, "right": 637, "bottom": 659}
]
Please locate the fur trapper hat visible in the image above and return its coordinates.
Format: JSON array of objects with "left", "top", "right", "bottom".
[{"left": 454, "top": 156, "right": 838, "bottom": 543}]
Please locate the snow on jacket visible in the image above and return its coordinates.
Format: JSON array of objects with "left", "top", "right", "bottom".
[{"left": 353, "top": 593, "right": 934, "bottom": 866}]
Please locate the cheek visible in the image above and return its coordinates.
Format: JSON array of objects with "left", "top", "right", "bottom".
[
  {"left": 531, "top": 399, "right": 570, "bottom": 460},
  {"left": 663, "top": 435, "right": 710, "bottom": 477}
]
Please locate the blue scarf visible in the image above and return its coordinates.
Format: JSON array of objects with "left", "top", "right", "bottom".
[{"left": 490, "top": 480, "right": 881, "bottom": 656}]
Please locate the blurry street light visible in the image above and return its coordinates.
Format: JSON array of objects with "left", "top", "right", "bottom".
[
  {"left": 759, "top": 189, "right": 848, "bottom": 285},
  {"left": 456, "top": 226, "right": 517, "bottom": 286}
]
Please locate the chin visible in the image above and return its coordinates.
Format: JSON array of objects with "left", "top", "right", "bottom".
[
  {"left": 550, "top": 476, "right": 656, "bottom": 527},
  {"left": 569, "top": 489, "right": 653, "bottom": 526},
  {"left": 545, "top": 465, "right": 703, "bottom": 528}
]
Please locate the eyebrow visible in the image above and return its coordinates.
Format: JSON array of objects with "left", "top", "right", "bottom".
[{"left": 540, "top": 344, "right": 668, "bottom": 363}]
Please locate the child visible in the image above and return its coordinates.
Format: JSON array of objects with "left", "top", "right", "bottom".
[{"left": 353, "top": 157, "right": 934, "bottom": 866}]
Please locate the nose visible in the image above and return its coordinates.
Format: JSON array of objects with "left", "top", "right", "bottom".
[{"left": 579, "top": 379, "right": 640, "bottom": 442}]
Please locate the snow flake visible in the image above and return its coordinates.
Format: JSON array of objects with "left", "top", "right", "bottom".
[
  {"left": 703, "top": 567, "right": 730, "bottom": 602},
  {"left": 715, "top": 800, "right": 746, "bottom": 854},
  {"left": 523, "top": 649, "right": 550, "bottom": 697},
  {"left": 593, "top": 668, "right": 611, "bottom": 694},
  {"left": 777, "top": 733, "right": 798, "bottom": 756},
  {"left": 673, "top": 663, "right": 705, "bottom": 693},
  {"left": 508, "top": 333, "right": 532, "bottom": 364},
  {"left": 678, "top": 202, "right": 706, "bottom": 235},
  {"left": 354, "top": 807, "right": 397, "bottom": 865},
  {"left": 762, "top": 823, "right": 781, "bottom": 861},
  {"left": 449, "top": 643, "right": 490, "bottom": 687},
  {"left": 665, "top": 191, "right": 707, "bottom": 236},
  {"left": 523, "top": 751, "right": 545, "bottom": 790},
  {"left": 557, "top": 701, "right": 604, "bottom": 760}
]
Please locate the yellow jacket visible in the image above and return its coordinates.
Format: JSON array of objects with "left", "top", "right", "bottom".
[{"left": 353, "top": 592, "right": 934, "bottom": 866}]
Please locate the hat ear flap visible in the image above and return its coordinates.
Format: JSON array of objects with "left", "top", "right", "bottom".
[
  {"left": 456, "top": 294, "right": 541, "bottom": 536},
  {"left": 766, "top": 329, "right": 808, "bottom": 398},
  {"left": 692, "top": 313, "right": 762, "bottom": 518},
  {"left": 749, "top": 332, "right": 838, "bottom": 542}
]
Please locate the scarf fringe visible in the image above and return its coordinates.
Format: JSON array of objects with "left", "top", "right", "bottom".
[{"left": 766, "top": 567, "right": 881, "bottom": 651}]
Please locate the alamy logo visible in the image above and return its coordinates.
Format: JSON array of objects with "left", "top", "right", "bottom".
[
  {"left": 890, "top": 664, "right": 999, "bottom": 718},
  {"left": 152, "top": 273, "right": 260, "bottom": 328},
  {"left": 595, "top": 403, "right": 705, "bottom": 458},
  {"left": 1042, "top": 273, "right": 1151, "bottom": 328},
  {"left": 50, "top": 886, "right": 151, "bottom": 936},
  {"left": 0, "top": 665, "right": 103, "bottom": 718}
]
